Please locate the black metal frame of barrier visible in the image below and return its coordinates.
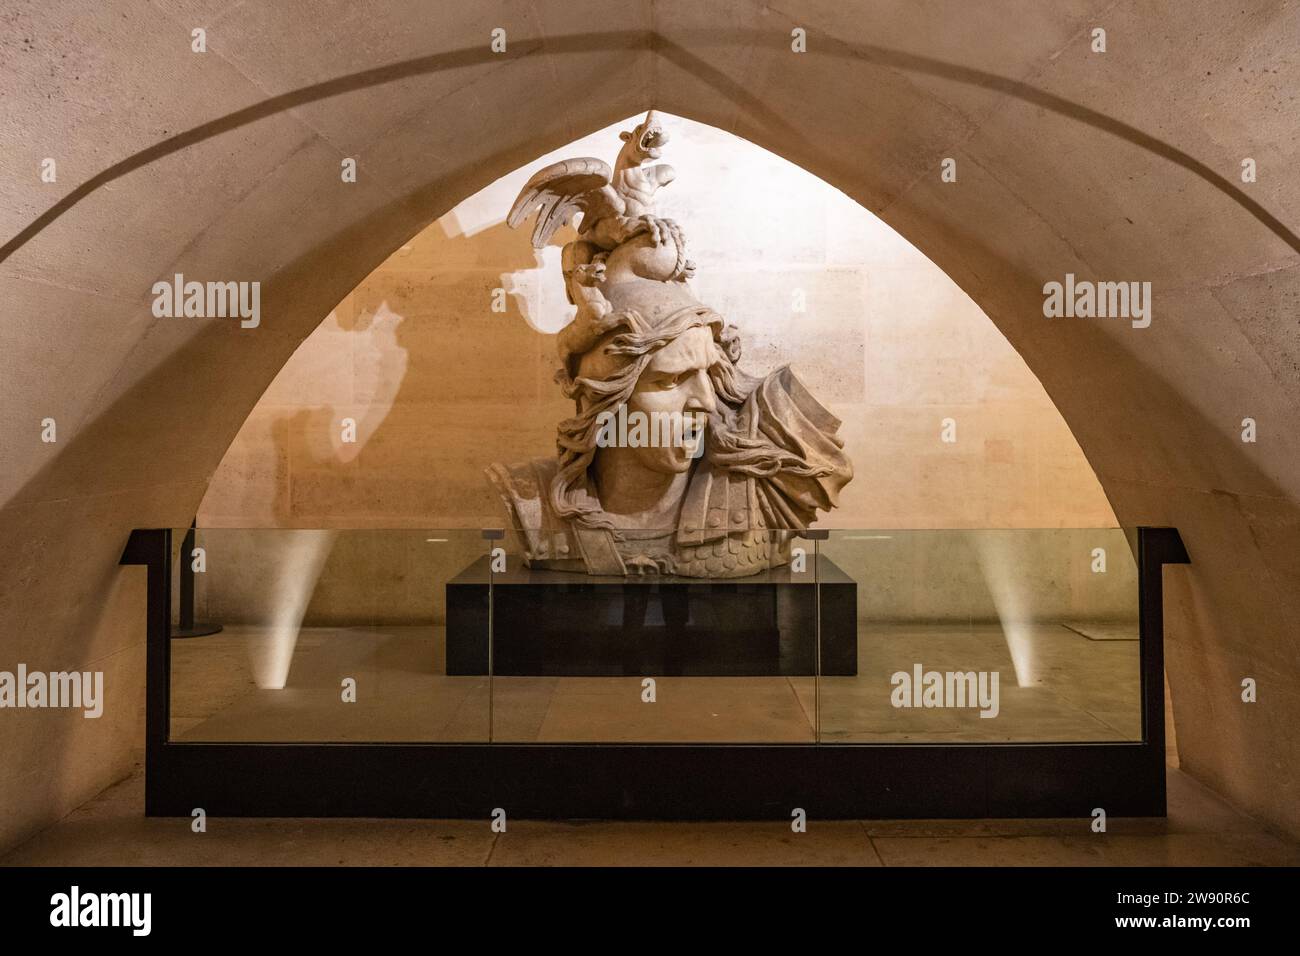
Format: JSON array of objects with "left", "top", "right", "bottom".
[{"left": 121, "top": 527, "right": 1189, "bottom": 819}]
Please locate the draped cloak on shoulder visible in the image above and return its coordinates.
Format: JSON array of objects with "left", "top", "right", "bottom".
[{"left": 487, "top": 364, "right": 852, "bottom": 578}]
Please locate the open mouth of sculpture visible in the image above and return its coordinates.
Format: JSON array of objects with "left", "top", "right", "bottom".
[{"left": 640, "top": 126, "right": 666, "bottom": 152}]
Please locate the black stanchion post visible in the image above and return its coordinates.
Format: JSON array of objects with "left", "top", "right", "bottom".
[{"left": 172, "top": 519, "right": 223, "bottom": 639}]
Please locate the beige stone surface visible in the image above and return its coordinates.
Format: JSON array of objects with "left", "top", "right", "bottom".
[
  {"left": 184, "top": 527, "right": 1137, "bottom": 627},
  {"left": 1, "top": 1, "right": 1298, "bottom": 849},
  {"left": 198, "top": 115, "right": 1113, "bottom": 535},
  {"left": 166, "top": 622, "right": 1136, "bottom": 745},
  {"left": 2, "top": 764, "right": 1293, "bottom": 867}
]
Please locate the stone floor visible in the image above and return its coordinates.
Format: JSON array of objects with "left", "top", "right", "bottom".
[
  {"left": 170, "top": 622, "right": 1143, "bottom": 743},
  {"left": 9, "top": 618, "right": 1268, "bottom": 867},
  {"left": 1, "top": 764, "right": 1295, "bottom": 866}
]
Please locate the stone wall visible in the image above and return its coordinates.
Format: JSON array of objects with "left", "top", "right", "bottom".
[
  {"left": 198, "top": 117, "right": 1116, "bottom": 535},
  {"left": 194, "top": 118, "right": 1120, "bottom": 624},
  {"left": 189, "top": 527, "right": 1137, "bottom": 627},
  {"left": 8, "top": 2, "right": 1295, "bottom": 846}
]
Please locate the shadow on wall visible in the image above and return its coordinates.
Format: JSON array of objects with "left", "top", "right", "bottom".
[
  {"left": 193, "top": 217, "right": 569, "bottom": 628},
  {"left": 203, "top": 218, "right": 565, "bottom": 531}
]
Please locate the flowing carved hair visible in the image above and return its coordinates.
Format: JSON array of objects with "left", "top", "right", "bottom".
[{"left": 549, "top": 306, "right": 836, "bottom": 532}]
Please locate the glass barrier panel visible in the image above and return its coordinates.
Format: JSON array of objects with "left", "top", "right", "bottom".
[
  {"left": 817, "top": 529, "right": 1141, "bottom": 743},
  {"left": 487, "top": 527, "right": 817, "bottom": 743},
  {"left": 166, "top": 526, "right": 1141, "bottom": 746},
  {"left": 169, "top": 529, "right": 490, "bottom": 742}
]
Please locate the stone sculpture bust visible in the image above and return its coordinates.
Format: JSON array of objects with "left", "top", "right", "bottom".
[{"left": 489, "top": 111, "right": 853, "bottom": 577}]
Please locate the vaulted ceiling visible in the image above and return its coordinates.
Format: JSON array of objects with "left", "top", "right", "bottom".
[{"left": 1, "top": 1, "right": 1296, "bottom": 842}]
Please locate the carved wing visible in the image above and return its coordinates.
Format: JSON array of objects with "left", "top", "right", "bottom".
[{"left": 507, "top": 157, "right": 626, "bottom": 248}]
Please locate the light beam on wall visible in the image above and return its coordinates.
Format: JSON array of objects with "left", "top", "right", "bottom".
[
  {"left": 249, "top": 530, "right": 337, "bottom": 689},
  {"left": 972, "top": 532, "right": 1036, "bottom": 688}
]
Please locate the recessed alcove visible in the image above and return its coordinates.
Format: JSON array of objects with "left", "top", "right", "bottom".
[
  {"left": 200, "top": 114, "right": 1116, "bottom": 535},
  {"left": 164, "top": 114, "right": 1142, "bottom": 749}
]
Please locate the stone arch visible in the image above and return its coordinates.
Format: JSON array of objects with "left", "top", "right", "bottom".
[
  {"left": 198, "top": 110, "right": 1121, "bottom": 533},
  {"left": 2, "top": 6, "right": 1296, "bottom": 844}
]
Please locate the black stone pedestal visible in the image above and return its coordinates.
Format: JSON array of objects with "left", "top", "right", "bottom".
[{"left": 445, "top": 556, "right": 856, "bottom": 676}]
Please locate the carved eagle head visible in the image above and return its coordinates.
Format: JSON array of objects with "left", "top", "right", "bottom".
[{"left": 620, "top": 110, "right": 669, "bottom": 162}]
